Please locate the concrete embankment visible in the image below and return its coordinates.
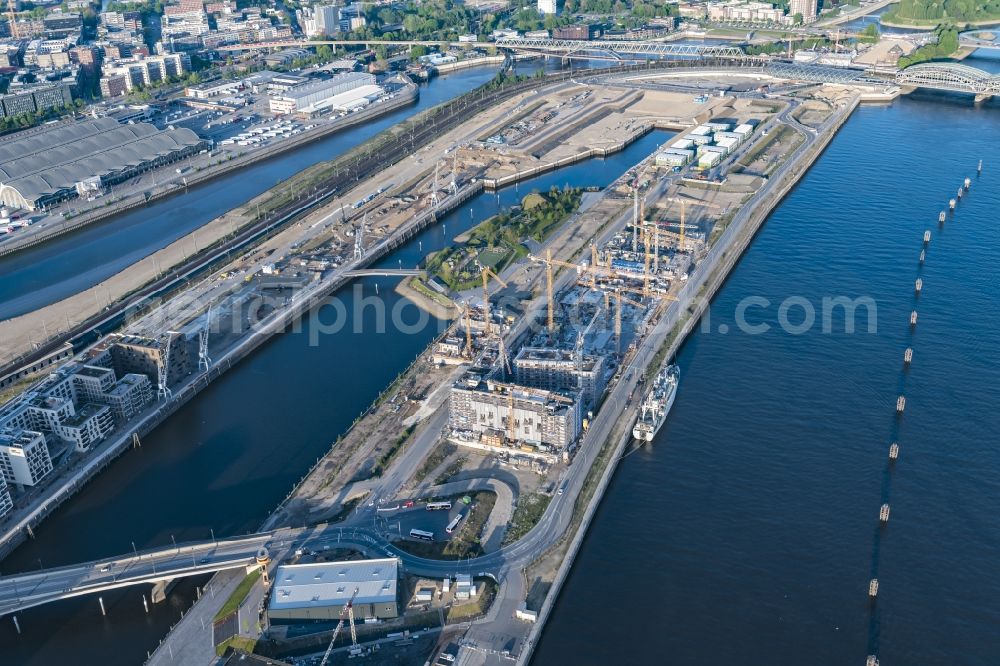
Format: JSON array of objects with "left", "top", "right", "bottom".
[
  {"left": 0, "top": 181, "right": 481, "bottom": 562},
  {"left": 482, "top": 119, "right": 684, "bottom": 191},
  {"left": 0, "top": 85, "right": 419, "bottom": 259},
  {"left": 516, "top": 96, "right": 861, "bottom": 665}
]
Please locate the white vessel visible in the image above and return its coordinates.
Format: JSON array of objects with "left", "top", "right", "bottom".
[{"left": 632, "top": 364, "right": 680, "bottom": 442}]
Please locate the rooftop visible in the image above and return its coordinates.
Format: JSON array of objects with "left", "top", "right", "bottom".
[
  {"left": 0, "top": 117, "right": 205, "bottom": 207},
  {"left": 269, "top": 558, "right": 398, "bottom": 611}
]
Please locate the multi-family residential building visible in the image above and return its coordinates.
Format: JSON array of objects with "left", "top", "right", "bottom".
[
  {"left": 0, "top": 482, "right": 13, "bottom": 519},
  {"left": 0, "top": 429, "right": 53, "bottom": 487},
  {"left": 449, "top": 376, "right": 582, "bottom": 451},
  {"left": 513, "top": 347, "right": 606, "bottom": 410}
]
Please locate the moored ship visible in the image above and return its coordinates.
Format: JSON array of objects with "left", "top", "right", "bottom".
[{"left": 632, "top": 364, "right": 679, "bottom": 442}]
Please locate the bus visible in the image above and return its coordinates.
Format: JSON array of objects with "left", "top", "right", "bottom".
[
  {"left": 409, "top": 529, "right": 434, "bottom": 541},
  {"left": 426, "top": 501, "right": 452, "bottom": 511},
  {"left": 445, "top": 513, "right": 464, "bottom": 534}
]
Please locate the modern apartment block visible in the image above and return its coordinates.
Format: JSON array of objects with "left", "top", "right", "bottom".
[
  {"left": 0, "top": 429, "right": 54, "bottom": 487},
  {"left": 0, "top": 482, "right": 12, "bottom": 519},
  {"left": 0, "top": 361, "right": 152, "bottom": 453}
]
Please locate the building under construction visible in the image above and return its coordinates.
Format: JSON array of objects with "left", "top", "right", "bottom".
[
  {"left": 513, "top": 346, "right": 606, "bottom": 410},
  {"left": 449, "top": 373, "right": 582, "bottom": 452}
]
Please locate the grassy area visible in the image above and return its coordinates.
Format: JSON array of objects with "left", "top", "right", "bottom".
[
  {"left": 434, "top": 455, "right": 467, "bottom": 485},
  {"left": 426, "top": 186, "right": 581, "bottom": 292},
  {"left": 0, "top": 373, "right": 44, "bottom": 406},
  {"left": 214, "top": 569, "right": 260, "bottom": 623},
  {"left": 394, "top": 491, "right": 496, "bottom": 560},
  {"left": 414, "top": 442, "right": 457, "bottom": 484},
  {"left": 407, "top": 277, "right": 455, "bottom": 308},
  {"left": 215, "top": 636, "right": 258, "bottom": 658},
  {"left": 503, "top": 493, "right": 552, "bottom": 546},
  {"left": 445, "top": 579, "right": 498, "bottom": 622},
  {"left": 370, "top": 424, "right": 415, "bottom": 478},
  {"left": 327, "top": 495, "right": 363, "bottom": 524}
]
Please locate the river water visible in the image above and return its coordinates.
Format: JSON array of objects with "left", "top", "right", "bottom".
[
  {"left": 3, "top": 61, "right": 999, "bottom": 665},
  {"left": 0, "top": 67, "right": 502, "bottom": 321},
  {"left": 0, "top": 118, "right": 671, "bottom": 664},
  {"left": 532, "top": 83, "right": 1000, "bottom": 664}
]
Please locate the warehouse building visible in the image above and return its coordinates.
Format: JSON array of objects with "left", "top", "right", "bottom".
[
  {"left": 0, "top": 117, "right": 208, "bottom": 211},
  {"left": 268, "top": 558, "right": 399, "bottom": 623},
  {"left": 268, "top": 71, "right": 376, "bottom": 115}
]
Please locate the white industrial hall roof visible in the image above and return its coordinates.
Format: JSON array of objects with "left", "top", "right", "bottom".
[
  {"left": 269, "top": 558, "right": 398, "bottom": 611},
  {"left": 0, "top": 117, "right": 204, "bottom": 208}
]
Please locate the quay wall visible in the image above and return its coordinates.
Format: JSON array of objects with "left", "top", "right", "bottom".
[
  {"left": 0, "top": 85, "right": 420, "bottom": 259},
  {"left": 516, "top": 94, "right": 861, "bottom": 665}
]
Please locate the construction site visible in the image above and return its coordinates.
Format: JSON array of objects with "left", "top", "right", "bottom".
[{"left": 0, "top": 63, "right": 865, "bottom": 666}]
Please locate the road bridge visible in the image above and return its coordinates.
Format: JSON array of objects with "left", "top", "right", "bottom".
[
  {"left": 0, "top": 534, "right": 273, "bottom": 616},
  {"left": 342, "top": 268, "right": 424, "bottom": 277},
  {"left": 960, "top": 30, "right": 1000, "bottom": 51},
  {"left": 494, "top": 37, "right": 749, "bottom": 60},
  {"left": 215, "top": 39, "right": 474, "bottom": 52}
]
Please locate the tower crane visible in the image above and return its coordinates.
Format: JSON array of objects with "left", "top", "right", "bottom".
[
  {"left": 481, "top": 266, "right": 508, "bottom": 337},
  {"left": 545, "top": 248, "right": 555, "bottom": 333},
  {"left": 7, "top": 0, "right": 18, "bottom": 39},
  {"left": 318, "top": 587, "right": 360, "bottom": 666},
  {"left": 450, "top": 150, "right": 459, "bottom": 196},
  {"left": 614, "top": 290, "right": 645, "bottom": 355},
  {"left": 463, "top": 304, "right": 474, "bottom": 359},
  {"left": 431, "top": 161, "right": 441, "bottom": 207}
]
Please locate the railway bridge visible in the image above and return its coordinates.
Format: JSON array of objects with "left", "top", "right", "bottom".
[{"left": 895, "top": 62, "right": 1000, "bottom": 101}]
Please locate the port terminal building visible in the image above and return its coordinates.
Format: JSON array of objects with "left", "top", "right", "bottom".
[{"left": 267, "top": 558, "right": 399, "bottom": 623}]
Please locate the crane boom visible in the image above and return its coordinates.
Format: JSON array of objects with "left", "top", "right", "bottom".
[{"left": 318, "top": 587, "right": 360, "bottom": 666}]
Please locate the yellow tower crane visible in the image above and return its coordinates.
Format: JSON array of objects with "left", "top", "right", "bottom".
[
  {"left": 481, "top": 266, "right": 508, "bottom": 337},
  {"left": 7, "top": 0, "right": 18, "bottom": 39}
]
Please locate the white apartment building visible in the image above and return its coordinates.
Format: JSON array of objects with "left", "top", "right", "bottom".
[
  {"left": 0, "top": 429, "right": 54, "bottom": 487},
  {"left": 538, "top": 0, "right": 558, "bottom": 15}
]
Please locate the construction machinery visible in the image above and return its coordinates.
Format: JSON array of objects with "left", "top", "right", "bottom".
[{"left": 318, "top": 587, "right": 360, "bottom": 666}]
